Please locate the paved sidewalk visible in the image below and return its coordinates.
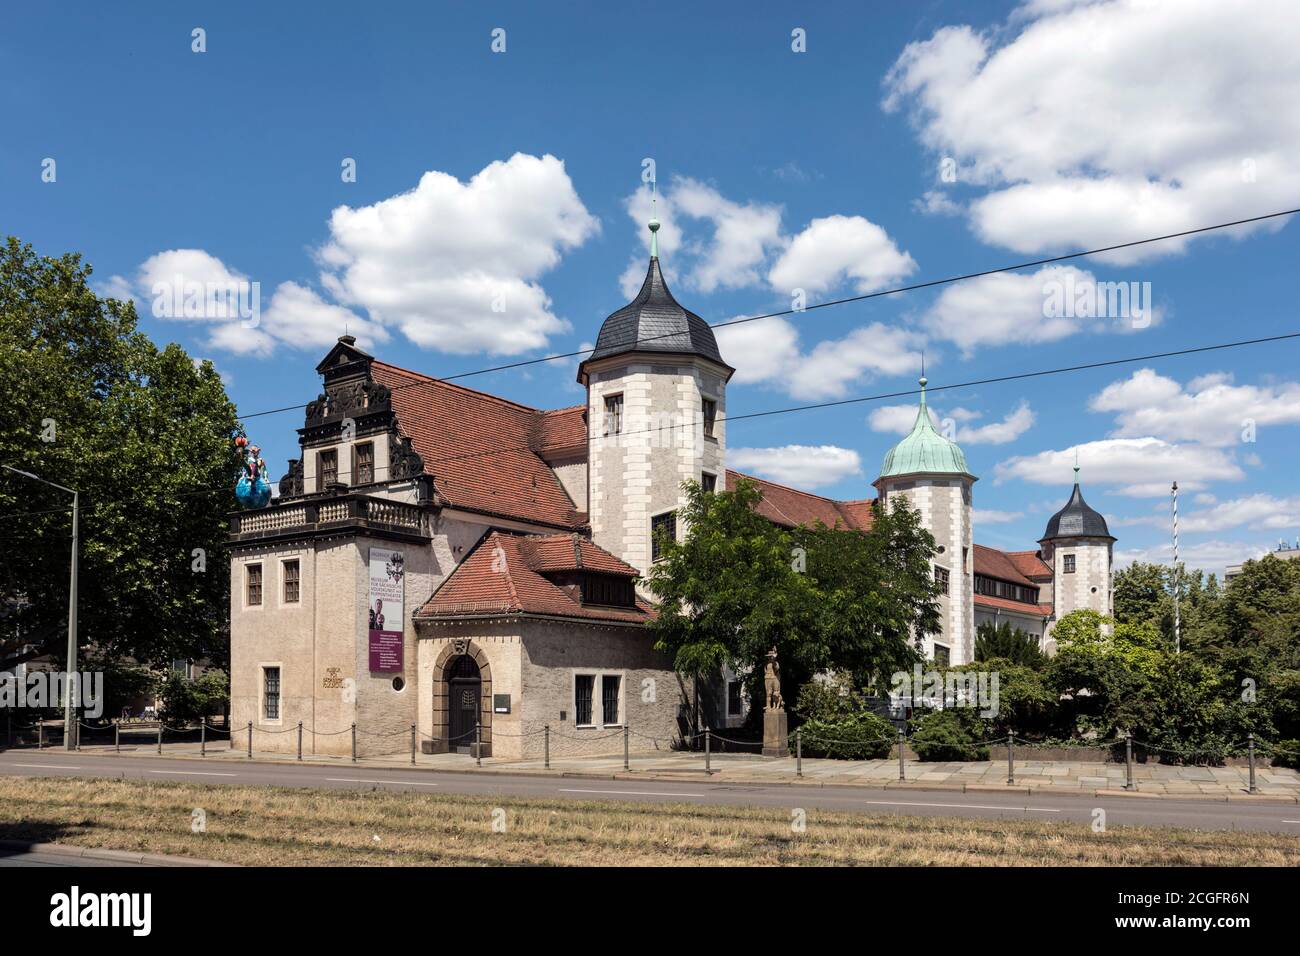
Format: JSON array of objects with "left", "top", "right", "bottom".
[{"left": 33, "top": 741, "right": 1300, "bottom": 800}]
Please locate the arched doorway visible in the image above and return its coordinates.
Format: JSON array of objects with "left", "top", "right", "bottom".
[{"left": 446, "top": 655, "right": 481, "bottom": 755}]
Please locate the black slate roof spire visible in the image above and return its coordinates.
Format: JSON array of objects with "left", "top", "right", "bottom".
[{"left": 1040, "top": 480, "right": 1115, "bottom": 542}]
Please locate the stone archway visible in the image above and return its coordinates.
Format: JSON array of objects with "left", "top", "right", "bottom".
[{"left": 430, "top": 640, "right": 493, "bottom": 756}]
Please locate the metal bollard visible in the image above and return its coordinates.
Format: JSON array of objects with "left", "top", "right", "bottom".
[
  {"left": 623, "top": 723, "right": 629, "bottom": 771},
  {"left": 475, "top": 720, "right": 482, "bottom": 767},
  {"left": 157, "top": 722, "right": 163, "bottom": 755},
  {"left": 897, "top": 728, "right": 906, "bottom": 781},
  {"left": 544, "top": 724, "right": 550, "bottom": 770},
  {"left": 115, "top": 722, "right": 120, "bottom": 754},
  {"left": 351, "top": 723, "right": 357, "bottom": 763},
  {"left": 1007, "top": 731, "right": 1015, "bottom": 785},
  {"left": 1125, "top": 731, "right": 1135, "bottom": 791},
  {"left": 247, "top": 721, "right": 253, "bottom": 759},
  {"left": 796, "top": 727, "right": 802, "bottom": 778},
  {"left": 411, "top": 724, "right": 417, "bottom": 765},
  {"left": 297, "top": 721, "right": 303, "bottom": 761},
  {"left": 38, "top": 722, "right": 43, "bottom": 749},
  {"left": 201, "top": 719, "right": 206, "bottom": 757},
  {"left": 1248, "top": 733, "right": 1258, "bottom": 794},
  {"left": 704, "top": 726, "right": 711, "bottom": 773}
]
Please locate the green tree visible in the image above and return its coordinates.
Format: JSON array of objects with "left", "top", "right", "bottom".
[
  {"left": 974, "top": 620, "right": 1045, "bottom": 668},
  {"left": 0, "top": 237, "right": 241, "bottom": 672}
]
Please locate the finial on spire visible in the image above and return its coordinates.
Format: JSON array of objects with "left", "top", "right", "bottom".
[
  {"left": 1073, "top": 447, "right": 1080, "bottom": 483},
  {"left": 648, "top": 180, "right": 660, "bottom": 259},
  {"left": 918, "top": 351, "right": 927, "bottom": 398}
]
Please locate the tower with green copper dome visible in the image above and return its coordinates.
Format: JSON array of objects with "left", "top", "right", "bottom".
[{"left": 873, "top": 376, "right": 977, "bottom": 665}]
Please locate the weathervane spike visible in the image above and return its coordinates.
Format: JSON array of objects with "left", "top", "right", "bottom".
[{"left": 648, "top": 179, "right": 660, "bottom": 259}]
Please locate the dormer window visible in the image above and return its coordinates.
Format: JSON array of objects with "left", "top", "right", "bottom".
[{"left": 580, "top": 573, "right": 636, "bottom": 608}]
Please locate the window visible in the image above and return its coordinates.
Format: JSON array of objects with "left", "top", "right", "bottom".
[
  {"left": 602, "top": 675, "right": 621, "bottom": 725},
  {"left": 354, "top": 442, "right": 374, "bottom": 485},
  {"left": 318, "top": 449, "right": 338, "bottom": 488},
  {"left": 651, "top": 511, "right": 677, "bottom": 562},
  {"left": 727, "top": 680, "right": 744, "bottom": 717},
  {"left": 604, "top": 394, "right": 624, "bottom": 436},
  {"left": 581, "top": 573, "right": 635, "bottom": 608},
  {"left": 263, "top": 666, "right": 281, "bottom": 720},
  {"left": 283, "top": 560, "right": 300, "bottom": 604},
  {"left": 246, "top": 564, "right": 263, "bottom": 606},
  {"left": 574, "top": 675, "right": 595, "bottom": 726},
  {"left": 934, "top": 566, "right": 950, "bottom": 595},
  {"left": 1063, "top": 554, "right": 1076, "bottom": 574},
  {"left": 933, "top": 644, "right": 950, "bottom": 668},
  {"left": 702, "top": 398, "right": 717, "bottom": 438},
  {"left": 701, "top": 472, "right": 717, "bottom": 494}
]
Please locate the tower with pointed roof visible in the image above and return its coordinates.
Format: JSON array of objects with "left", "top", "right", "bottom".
[
  {"left": 1039, "top": 462, "right": 1115, "bottom": 648},
  {"left": 873, "top": 376, "right": 976, "bottom": 664},
  {"left": 578, "top": 193, "right": 734, "bottom": 575}
]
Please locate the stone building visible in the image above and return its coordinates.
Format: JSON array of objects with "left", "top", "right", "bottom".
[{"left": 227, "top": 217, "right": 1116, "bottom": 758}]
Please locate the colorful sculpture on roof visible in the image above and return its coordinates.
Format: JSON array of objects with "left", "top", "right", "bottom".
[{"left": 234, "top": 436, "right": 272, "bottom": 509}]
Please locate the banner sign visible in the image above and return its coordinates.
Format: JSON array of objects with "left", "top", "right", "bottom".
[{"left": 368, "top": 548, "right": 405, "bottom": 673}]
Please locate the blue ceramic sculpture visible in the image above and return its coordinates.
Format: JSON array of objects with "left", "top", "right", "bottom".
[{"left": 234, "top": 436, "right": 272, "bottom": 509}]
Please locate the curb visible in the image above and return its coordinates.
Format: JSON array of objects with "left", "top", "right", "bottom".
[
  {"left": 9, "top": 748, "right": 1300, "bottom": 804},
  {"left": 0, "top": 839, "right": 237, "bottom": 867}
]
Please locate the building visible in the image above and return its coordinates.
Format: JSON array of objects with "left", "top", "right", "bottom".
[
  {"left": 1226, "top": 541, "right": 1300, "bottom": 583},
  {"left": 227, "top": 215, "right": 1116, "bottom": 757}
]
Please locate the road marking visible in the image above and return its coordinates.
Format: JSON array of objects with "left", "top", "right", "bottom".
[
  {"left": 560, "top": 788, "right": 703, "bottom": 798},
  {"left": 148, "top": 770, "right": 237, "bottom": 777},
  {"left": 1283, "top": 820, "right": 1300, "bottom": 824},
  {"left": 10, "top": 763, "right": 81, "bottom": 770},
  {"left": 861, "top": 800, "right": 1061, "bottom": 813},
  {"left": 325, "top": 778, "right": 440, "bottom": 787}
]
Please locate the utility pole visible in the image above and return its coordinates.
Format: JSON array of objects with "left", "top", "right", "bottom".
[
  {"left": 2, "top": 467, "right": 78, "bottom": 749},
  {"left": 1171, "top": 481, "right": 1180, "bottom": 654}
]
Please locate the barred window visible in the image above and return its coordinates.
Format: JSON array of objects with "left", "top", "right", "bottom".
[
  {"left": 651, "top": 511, "right": 676, "bottom": 562},
  {"left": 246, "top": 564, "right": 263, "bottom": 606},
  {"left": 1063, "top": 554, "right": 1076, "bottom": 574},
  {"left": 283, "top": 560, "right": 300, "bottom": 604},
  {"left": 263, "top": 666, "right": 281, "bottom": 720},
  {"left": 319, "top": 449, "right": 338, "bottom": 488},
  {"left": 354, "top": 442, "right": 374, "bottom": 485},
  {"left": 934, "top": 566, "right": 950, "bottom": 595},
  {"left": 702, "top": 398, "right": 717, "bottom": 438},
  {"left": 574, "top": 675, "right": 595, "bottom": 726},
  {"left": 602, "top": 675, "right": 621, "bottom": 726},
  {"left": 604, "top": 394, "right": 624, "bottom": 436}
]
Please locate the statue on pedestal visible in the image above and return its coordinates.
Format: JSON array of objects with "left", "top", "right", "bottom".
[{"left": 762, "top": 646, "right": 788, "bottom": 757}]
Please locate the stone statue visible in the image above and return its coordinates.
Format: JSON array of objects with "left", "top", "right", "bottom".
[{"left": 764, "top": 647, "right": 784, "bottom": 713}]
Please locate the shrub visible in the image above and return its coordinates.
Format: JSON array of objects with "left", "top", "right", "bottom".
[
  {"left": 1271, "top": 740, "right": 1300, "bottom": 770},
  {"left": 909, "top": 707, "right": 992, "bottom": 761},
  {"left": 158, "top": 670, "right": 229, "bottom": 724},
  {"left": 794, "top": 712, "right": 895, "bottom": 760}
]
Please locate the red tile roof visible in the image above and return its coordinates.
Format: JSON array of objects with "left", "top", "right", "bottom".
[
  {"left": 534, "top": 405, "right": 587, "bottom": 460},
  {"left": 1006, "top": 549, "right": 1052, "bottom": 580},
  {"left": 974, "top": 593, "right": 1054, "bottom": 617},
  {"left": 371, "top": 362, "right": 584, "bottom": 529},
  {"left": 972, "top": 544, "right": 1036, "bottom": 587},
  {"left": 415, "top": 531, "right": 652, "bottom": 625},
  {"left": 726, "top": 471, "right": 876, "bottom": 530}
]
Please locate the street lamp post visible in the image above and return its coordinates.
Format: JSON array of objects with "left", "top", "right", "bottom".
[{"left": 2, "top": 466, "right": 78, "bottom": 750}]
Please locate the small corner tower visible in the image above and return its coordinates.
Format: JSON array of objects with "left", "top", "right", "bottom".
[
  {"left": 578, "top": 189, "right": 735, "bottom": 575},
  {"left": 873, "top": 376, "right": 976, "bottom": 665},
  {"left": 1039, "top": 461, "right": 1114, "bottom": 633}
]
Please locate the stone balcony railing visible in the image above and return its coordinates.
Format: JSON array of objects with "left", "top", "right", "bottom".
[{"left": 229, "top": 491, "right": 428, "bottom": 546}]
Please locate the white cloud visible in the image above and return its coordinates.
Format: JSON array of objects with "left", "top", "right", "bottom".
[
  {"left": 258, "top": 282, "right": 388, "bottom": 353},
  {"left": 137, "top": 249, "right": 254, "bottom": 322},
  {"left": 768, "top": 215, "right": 917, "bottom": 295},
  {"left": 1115, "top": 539, "right": 1268, "bottom": 573},
  {"left": 994, "top": 437, "right": 1244, "bottom": 497},
  {"left": 974, "top": 508, "right": 1024, "bottom": 524},
  {"left": 868, "top": 400, "right": 1034, "bottom": 445},
  {"left": 717, "top": 320, "right": 923, "bottom": 401},
  {"left": 883, "top": 0, "right": 1300, "bottom": 262},
  {"left": 320, "top": 153, "right": 598, "bottom": 354},
  {"left": 1091, "top": 368, "right": 1300, "bottom": 448},
  {"left": 727, "top": 445, "right": 862, "bottom": 490},
  {"left": 1157, "top": 494, "right": 1300, "bottom": 535},
  {"left": 913, "top": 190, "right": 962, "bottom": 216}
]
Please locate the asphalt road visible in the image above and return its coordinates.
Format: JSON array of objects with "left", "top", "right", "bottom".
[
  {"left": 2, "top": 749, "right": 1298, "bottom": 833},
  {"left": 0, "top": 850, "right": 141, "bottom": 867}
]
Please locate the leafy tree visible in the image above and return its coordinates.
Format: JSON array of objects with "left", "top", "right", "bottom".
[
  {"left": 974, "top": 620, "right": 1045, "bottom": 668},
  {"left": 909, "top": 707, "right": 991, "bottom": 761},
  {"left": 158, "top": 669, "right": 229, "bottom": 724},
  {"left": 0, "top": 237, "right": 241, "bottom": 673}
]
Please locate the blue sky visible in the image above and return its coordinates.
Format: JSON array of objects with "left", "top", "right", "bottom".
[{"left": 5, "top": 0, "right": 1300, "bottom": 572}]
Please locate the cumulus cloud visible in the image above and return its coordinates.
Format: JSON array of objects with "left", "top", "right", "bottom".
[
  {"left": 868, "top": 400, "right": 1034, "bottom": 445},
  {"left": 727, "top": 444, "right": 863, "bottom": 490},
  {"left": 1091, "top": 368, "right": 1300, "bottom": 448},
  {"left": 882, "top": 0, "right": 1300, "bottom": 262},
  {"left": 320, "top": 153, "right": 598, "bottom": 354},
  {"left": 716, "top": 319, "right": 923, "bottom": 401},
  {"left": 994, "top": 437, "right": 1244, "bottom": 497},
  {"left": 768, "top": 215, "right": 917, "bottom": 295},
  {"left": 973, "top": 508, "right": 1024, "bottom": 524},
  {"left": 1115, "top": 539, "right": 1268, "bottom": 573}
]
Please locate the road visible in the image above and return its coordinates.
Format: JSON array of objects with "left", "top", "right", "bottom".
[{"left": 2, "top": 749, "right": 1298, "bottom": 833}]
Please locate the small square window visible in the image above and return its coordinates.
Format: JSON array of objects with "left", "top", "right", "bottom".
[
  {"left": 1063, "top": 554, "right": 1076, "bottom": 574},
  {"left": 651, "top": 511, "right": 677, "bottom": 562},
  {"left": 701, "top": 472, "right": 717, "bottom": 494},
  {"left": 934, "top": 566, "right": 950, "bottom": 595},
  {"left": 702, "top": 398, "right": 717, "bottom": 438},
  {"left": 283, "top": 560, "right": 300, "bottom": 604},
  {"left": 246, "top": 564, "right": 263, "bottom": 606},
  {"left": 604, "top": 394, "right": 624, "bottom": 436},
  {"left": 933, "top": 644, "right": 950, "bottom": 668}
]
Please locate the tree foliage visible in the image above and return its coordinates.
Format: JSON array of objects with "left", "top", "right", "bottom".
[{"left": 974, "top": 620, "right": 1045, "bottom": 668}]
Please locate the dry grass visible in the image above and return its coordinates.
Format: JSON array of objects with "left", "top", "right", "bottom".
[{"left": 0, "top": 776, "right": 1295, "bottom": 866}]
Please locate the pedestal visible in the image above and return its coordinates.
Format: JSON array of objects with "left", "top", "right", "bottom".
[{"left": 762, "top": 710, "right": 788, "bottom": 757}]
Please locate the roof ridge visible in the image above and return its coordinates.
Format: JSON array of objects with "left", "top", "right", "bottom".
[
  {"left": 730, "top": 470, "right": 842, "bottom": 504},
  {"left": 371, "top": 360, "right": 543, "bottom": 415}
]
